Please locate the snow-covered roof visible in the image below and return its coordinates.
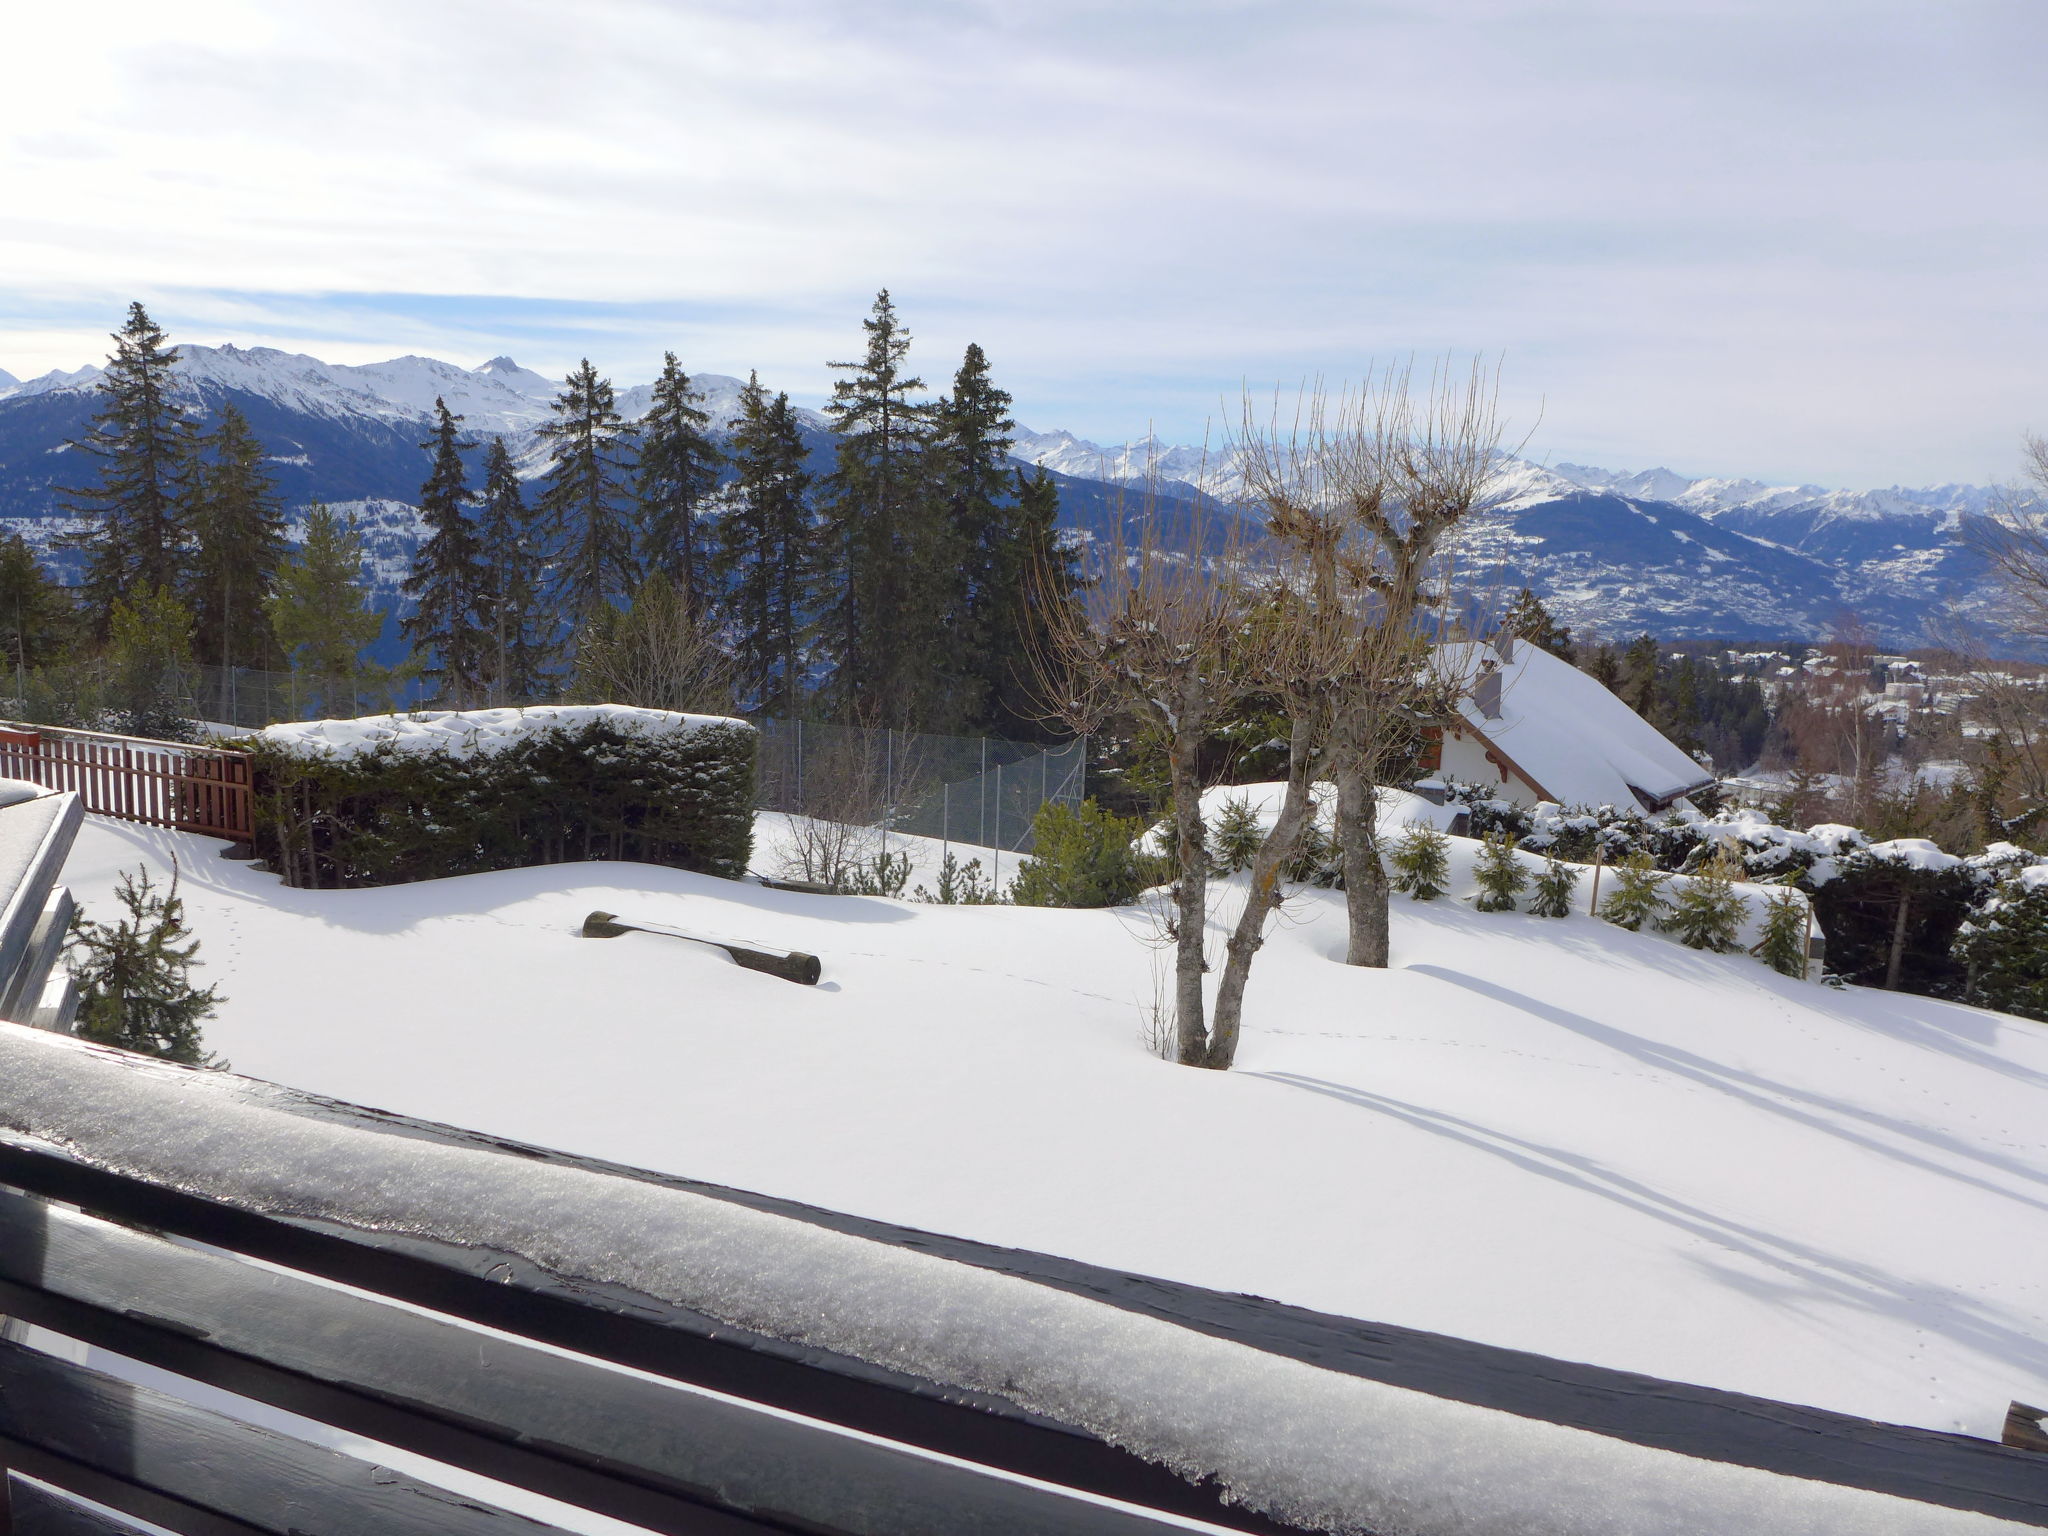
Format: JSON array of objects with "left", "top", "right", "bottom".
[
  {"left": 258, "top": 704, "right": 749, "bottom": 761},
  {"left": 1439, "top": 640, "right": 1714, "bottom": 810}
]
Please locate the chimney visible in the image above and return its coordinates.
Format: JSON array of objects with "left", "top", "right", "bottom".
[
  {"left": 1494, "top": 632, "right": 1516, "bottom": 664},
  {"left": 1475, "top": 666, "right": 1503, "bottom": 721}
]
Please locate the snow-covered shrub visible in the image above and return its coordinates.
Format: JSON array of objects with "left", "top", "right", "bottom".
[
  {"left": 1956, "top": 868, "right": 2048, "bottom": 1022},
  {"left": 1753, "top": 887, "right": 1811, "bottom": 979},
  {"left": 1209, "top": 795, "right": 1265, "bottom": 876},
  {"left": 1389, "top": 822, "right": 1451, "bottom": 901},
  {"left": 1806, "top": 841, "right": 1979, "bottom": 995},
  {"left": 1598, "top": 853, "right": 1668, "bottom": 932},
  {"left": 244, "top": 707, "right": 756, "bottom": 889},
  {"left": 1010, "top": 798, "right": 1156, "bottom": 909},
  {"left": 1661, "top": 851, "right": 1748, "bottom": 953},
  {"left": 1528, "top": 858, "right": 1579, "bottom": 918},
  {"left": 1470, "top": 833, "right": 1527, "bottom": 912}
]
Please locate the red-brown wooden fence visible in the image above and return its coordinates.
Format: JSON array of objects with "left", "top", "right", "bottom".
[{"left": 0, "top": 723, "right": 253, "bottom": 842}]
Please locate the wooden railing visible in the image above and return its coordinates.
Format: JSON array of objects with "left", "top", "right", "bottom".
[{"left": 0, "top": 723, "right": 252, "bottom": 842}]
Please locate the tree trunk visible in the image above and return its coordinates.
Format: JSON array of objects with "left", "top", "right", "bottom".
[
  {"left": 1338, "top": 766, "right": 1391, "bottom": 967},
  {"left": 1206, "top": 719, "right": 1316, "bottom": 1071},
  {"left": 1168, "top": 728, "right": 1210, "bottom": 1066},
  {"left": 1884, "top": 888, "right": 1911, "bottom": 991}
]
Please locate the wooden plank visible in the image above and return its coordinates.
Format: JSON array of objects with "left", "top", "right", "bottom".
[
  {"left": 6, "top": 1474, "right": 166, "bottom": 1536},
  {"left": 0, "top": 1190, "right": 1216, "bottom": 1536},
  {"left": 0, "top": 1341, "right": 573, "bottom": 1536}
]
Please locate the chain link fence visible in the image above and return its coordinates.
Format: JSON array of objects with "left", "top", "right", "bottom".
[{"left": 752, "top": 717, "right": 1086, "bottom": 856}]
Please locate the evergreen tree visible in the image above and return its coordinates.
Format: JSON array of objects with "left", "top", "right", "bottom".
[
  {"left": 188, "top": 403, "right": 287, "bottom": 709},
  {"left": 104, "top": 585, "right": 198, "bottom": 740},
  {"left": 401, "top": 399, "right": 490, "bottom": 707},
  {"left": 1662, "top": 850, "right": 1748, "bottom": 951},
  {"left": 1599, "top": 851, "right": 1668, "bottom": 931},
  {"left": 1210, "top": 797, "right": 1264, "bottom": 875},
  {"left": 1754, "top": 886, "right": 1811, "bottom": 978},
  {"left": 1471, "top": 832, "right": 1528, "bottom": 912},
  {"left": 818, "top": 289, "right": 937, "bottom": 724},
  {"left": 1958, "top": 881, "right": 2048, "bottom": 1022},
  {"left": 0, "top": 534, "right": 75, "bottom": 679},
  {"left": 266, "top": 505, "right": 390, "bottom": 716},
  {"left": 1621, "top": 634, "right": 1661, "bottom": 718},
  {"left": 714, "top": 374, "right": 816, "bottom": 718},
  {"left": 61, "top": 302, "right": 197, "bottom": 632},
  {"left": 1584, "top": 644, "right": 1623, "bottom": 693},
  {"left": 1529, "top": 857, "right": 1580, "bottom": 918},
  {"left": 1390, "top": 822, "right": 1451, "bottom": 900},
  {"left": 537, "top": 360, "right": 636, "bottom": 626},
  {"left": 634, "top": 353, "right": 724, "bottom": 615},
  {"left": 1009, "top": 799, "right": 1153, "bottom": 908},
  {"left": 1500, "top": 587, "right": 1574, "bottom": 661},
  {"left": 68, "top": 865, "right": 222, "bottom": 1065},
  {"left": 475, "top": 437, "right": 553, "bottom": 704},
  {"left": 932, "top": 342, "right": 1017, "bottom": 728},
  {"left": 990, "top": 465, "right": 1085, "bottom": 739}
]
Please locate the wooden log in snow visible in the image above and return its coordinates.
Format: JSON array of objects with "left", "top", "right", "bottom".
[{"left": 581, "top": 911, "right": 822, "bottom": 986}]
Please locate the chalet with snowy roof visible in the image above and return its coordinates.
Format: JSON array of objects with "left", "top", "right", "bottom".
[{"left": 1426, "top": 636, "right": 1716, "bottom": 812}]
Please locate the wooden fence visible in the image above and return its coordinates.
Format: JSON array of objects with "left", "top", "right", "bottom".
[{"left": 0, "top": 723, "right": 252, "bottom": 842}]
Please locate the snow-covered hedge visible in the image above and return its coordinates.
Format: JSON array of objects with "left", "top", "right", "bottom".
[{"left": 244, "top": 706, "right": 756, "bottom": 890}]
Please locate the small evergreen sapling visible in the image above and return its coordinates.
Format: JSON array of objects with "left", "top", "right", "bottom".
[
  {"left": 68, "top": 865, "right": 222, "bottom": 1066},
  {"left": 1599, "top": 851, "right": 1668, "bottom": 931},
  {"left": 1753, "top": 886, "right": 1811, "bottom": 978},
  {"left": 1390, "top": 822, "right": 1451, "bottom": 901},
  {"left": 1471, "top": 833, "right": 1528, "bottom": 912},
  {"left": 1662, "top": 850, "right": 1748, "bottom": 952},
  {"left": 1957, "top": 879, "right": 2048, "bottom": 1022},
  {"left": 1210, "top": 796, "right": 1264, "bottom": 876},
  {"left": 1529, "top": 858, "right": 1580, "bottom": 918}
]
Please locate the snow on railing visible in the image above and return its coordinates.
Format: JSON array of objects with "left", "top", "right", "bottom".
[{"left": 2, "top": 1022, "right": 2041, "bottom": 1536}]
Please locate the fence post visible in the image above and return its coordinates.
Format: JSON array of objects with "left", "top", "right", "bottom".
[
  {"left": 993, "top": 759, "right": 1002, "bottom": 886},
  {"left": 978, "top": 739, "right": 987, "bottom": 849}
]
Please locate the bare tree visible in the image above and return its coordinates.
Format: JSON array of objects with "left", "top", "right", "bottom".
[
  {"left": 1038, "top": 498, "right": 1254, "bottom": 1067},
  {"left": 1968, "top": 432, "right": 2048, "bottom": 640},
  {"left": 567, "top": 573, "right": 735, "bottom": 716},
  {"left": 1239, "top": 361, "right": 1509, "bottom": 969}
]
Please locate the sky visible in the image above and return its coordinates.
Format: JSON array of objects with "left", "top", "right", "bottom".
[{"left": 2, "top": 0, "right": 2043, "bottom": 488}]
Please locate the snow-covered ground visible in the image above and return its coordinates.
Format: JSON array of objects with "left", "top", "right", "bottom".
[{"left": 56, "top": 811, "right": 2048, "bottom": 1443}]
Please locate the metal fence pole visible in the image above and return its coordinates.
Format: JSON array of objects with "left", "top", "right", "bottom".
[
  {"left": 993, "top": 759, "right": 1003, "bottom": 886},
  {"left": 978, "top": 738, "right": 988, "bottom": 849}
]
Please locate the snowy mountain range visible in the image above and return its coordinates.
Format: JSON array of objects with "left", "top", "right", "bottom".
[{"left": 0, "top": 344, "right": 2020, "bottom": 649}]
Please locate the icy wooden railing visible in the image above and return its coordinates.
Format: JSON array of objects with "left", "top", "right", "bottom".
[
  {"left": 1, "top": 1026, "right": 2045, "bottom": 1536},
  {"left": 0, "top": 723, "right": 253, "bottom": 843},
  {"left": 0, "top": 791, "right": 83, "bottom": 1034}
]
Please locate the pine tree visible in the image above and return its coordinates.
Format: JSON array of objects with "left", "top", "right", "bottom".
[
  {"left": 1958, "top": 881, "right": 2048, "bottom": 1022},
  {"left": 1584, "top": 644, "right": 1623, "bottom": 693},
  {"left": 1662, "top": 851, "right": 1748, "bottom": 951},
  {"left": 266, "top": 505, "right": 389, "bottom": 716},
  {"left": 188, "top": 403, "right": 287, "bottom": 713},
  {"left": 634, "top": 353, "right": 724, "bottom": 615},
  {"left": 104, "top": 586, "right": 198, "bottom": 739},
  {"left": 714, "top": 374, "right": 815, "bottom": 718},
  {"left": 1390, "top": 822, "right": 1451, "bottom": 901},
  {"left": 401, "top": 399, "right": 490, "bottom": 707},
  {"left": 1500, "top": 586, "right": 1574, "bottom": 661},
  {"left": 537, "top": 360, "right": 637, "bottom": 627},
  {"left": 1210, "top": 797, "right": 1264, "bottom": 875},
  {"left": 475, "top": 437, "right": 553, "bottom": 704},
  {"left": 1529, "top": 857, "right": 1580, "bottom": 918},
  {"left": 1599, "top": 851, "right": 1668, "bottom": 931},
  {"left": 1621, "top": 634, "right": 1661, "bottom": 719},
  {"left": 818, "top": 289, "right": 937, "bottom": 724},
  {"left": 0, "top": 534, "right": 74, "bottom": 679},
  {"left": 68, "top": 865, "right": 222, "bottom": 1065},
  {"left": 1754, "top": 886, "right": 1811, "bottom": 978},
  {"left": 1471, "top": 832, "right": 1528, "bottom": 912},
  {"left": 931, "top": 342, "right": 1016, "bottom": 729},
  {"left": 988, "top": 465, "right": 1085, "bottom": 739},
  {"left": 61, "top": 302, "right": 197, "bottom": 633}
]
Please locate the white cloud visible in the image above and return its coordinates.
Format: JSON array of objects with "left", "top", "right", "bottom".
[{"left": 2, "top": 0, "right": 2043, "bottom": 485}]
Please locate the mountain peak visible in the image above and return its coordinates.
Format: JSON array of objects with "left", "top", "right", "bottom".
[
  {"left": 0, "top": 367, "right": 17, "bottom": 389},
  {"left": 476, "top": 355, "right": 523, "bottom": 374}
]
